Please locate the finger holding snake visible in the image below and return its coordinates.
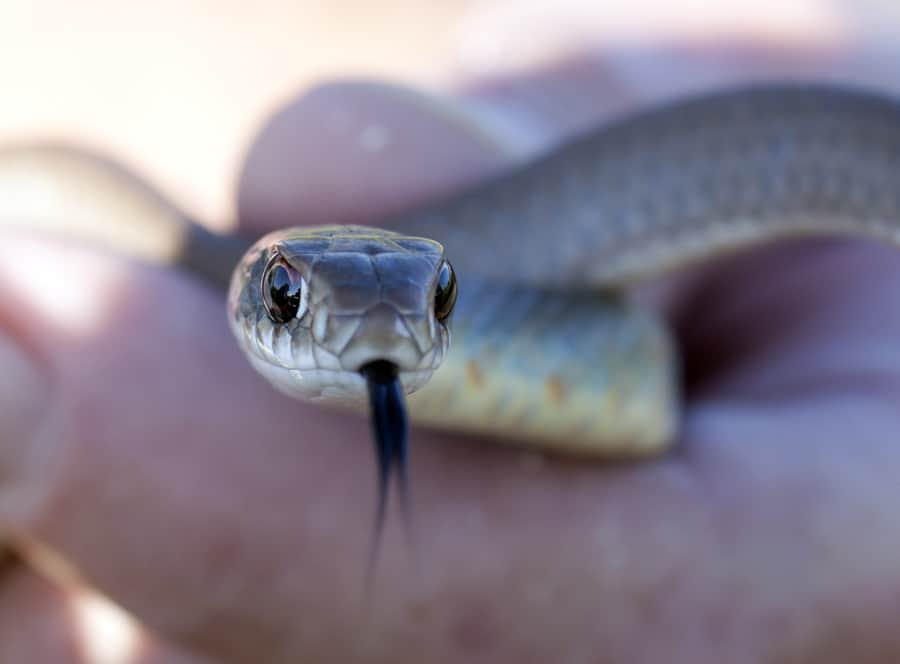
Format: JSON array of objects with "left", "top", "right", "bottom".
[{"left": 3, "top": 70, "right": 900, "bottom": 664}]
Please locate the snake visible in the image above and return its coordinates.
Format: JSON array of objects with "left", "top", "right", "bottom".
[{"left": 3, "top": 83, "right": 900, "bottom": 531}]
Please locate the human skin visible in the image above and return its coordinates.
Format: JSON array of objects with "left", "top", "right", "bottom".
[{"left": 4, "top": 8, "right": 900, "bottom": 664}]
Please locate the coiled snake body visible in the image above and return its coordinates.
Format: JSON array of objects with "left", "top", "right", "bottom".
[{"left": 3, "top": 84, "right": 900, "bottom": 509}]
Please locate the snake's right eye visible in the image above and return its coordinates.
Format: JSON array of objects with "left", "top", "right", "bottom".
[
  {"left": 433, "top": 260, "right": 457, "bottom": 323},
  {"left": 261, "top": 257, "right": 307, "bottom": 323}
]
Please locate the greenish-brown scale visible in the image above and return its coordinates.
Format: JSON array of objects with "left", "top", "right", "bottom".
[{"left": 407, "top": 279, "right": 677, "bottom": 456}]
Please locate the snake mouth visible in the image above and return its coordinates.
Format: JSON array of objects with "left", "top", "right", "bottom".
[
  {"left": 359, "top": 360, "right": 410, "bottom": 576},
  {"left": 359, "top": 359, "right": 400, "bottom": 386}
]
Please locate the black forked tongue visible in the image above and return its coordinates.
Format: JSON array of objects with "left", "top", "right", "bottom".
[{"left": 359, "top": 360, "right": 410, "bottom": 581}]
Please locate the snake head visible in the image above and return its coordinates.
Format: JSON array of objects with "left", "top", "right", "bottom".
[{"left": 227, "top": 225, "right": 455, "bottom": 404}]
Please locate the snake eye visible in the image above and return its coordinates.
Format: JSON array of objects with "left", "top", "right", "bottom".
[
  {"left": 262, "top": 257, "right": 307, "bottom": 323},
  {"left": 433, "top": 260, "right": 457, "bottom": 323}
]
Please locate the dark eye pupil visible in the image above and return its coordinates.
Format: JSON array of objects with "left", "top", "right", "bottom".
[
  {"left": 263, "top": 261, "right": 303, "bottom": 323},
  {"left": 434, "top": 262, "right": 457, "bottom": 322}
]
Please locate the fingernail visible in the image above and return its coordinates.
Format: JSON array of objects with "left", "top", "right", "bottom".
[
  {"left": 365, "top": 82, "right": 552, "bottom": 161},
  {"left": 369, "top": 82, "right": 523, "bottom": 159}
]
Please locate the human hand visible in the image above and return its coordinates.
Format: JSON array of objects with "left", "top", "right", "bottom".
[{"left": 3, "top": 8, "right": 900, "bottom": 664}]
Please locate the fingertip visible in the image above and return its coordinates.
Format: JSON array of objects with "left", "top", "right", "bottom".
[
  {"left": 237, "top": 79, "right": 515, "bottom": 232},
  {"left": 0, "top": 559, "right": 82, "bottom": 661}
]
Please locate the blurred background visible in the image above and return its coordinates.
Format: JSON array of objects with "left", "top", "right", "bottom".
[{"left": 3, "top": 0, "right": 900, "bottom": 231}]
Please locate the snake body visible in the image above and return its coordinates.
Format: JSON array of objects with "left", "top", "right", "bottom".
[{"left": 4, "top": 84, "right": 900, "bottom": 459}]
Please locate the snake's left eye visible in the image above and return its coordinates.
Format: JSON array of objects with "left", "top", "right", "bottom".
[
  {"left": 262, "top": 257, "right": 307, "bottom": 323},
  {"left": 433, "top": 260, "right": 457, "bottom": 323}
]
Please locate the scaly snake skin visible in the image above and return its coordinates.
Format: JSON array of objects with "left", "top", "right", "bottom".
[
  {"left": 229, "top": 226, "right": 451, "bottom": 402},
  {"left": 3, "top": 84, "right": 900, "bottom": 457}
]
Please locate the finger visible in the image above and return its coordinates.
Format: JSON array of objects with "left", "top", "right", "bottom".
[
  {"left": 0, "top": 548, "right": 215, "bottom": 663},
  {"left": 0, "top": 553, "right": 82, "bottom": 662},
  {"left": 0, "top": 233, "right": 378, "bottom": 662},
  {"left": 237, "top": 81, "right": 515, "bottom": 231}
]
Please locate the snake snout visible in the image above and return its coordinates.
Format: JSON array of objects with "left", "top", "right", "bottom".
[{"left": 339, "top": 302, "right": 426, "bottom": 373}]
